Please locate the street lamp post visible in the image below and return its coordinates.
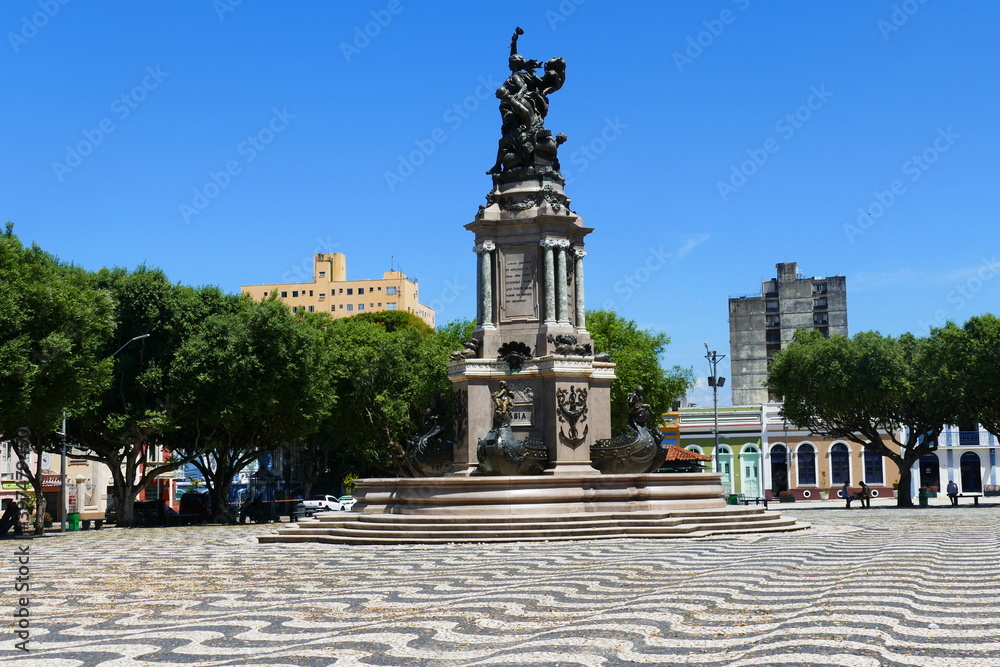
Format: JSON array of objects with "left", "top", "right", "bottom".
[
  {"left": 59, "top": 333, "right": 150, "bottom": 532},
  {"left": 704, "top": 343, "right": 726, "bottom": 476}
]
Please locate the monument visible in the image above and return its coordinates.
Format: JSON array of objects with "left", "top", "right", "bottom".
[
  {"left": 260, "top": 29, "right": 805, "bottom": 543},
  {"left": 450, "top": 26, "right": 614, "bottom": 478}
]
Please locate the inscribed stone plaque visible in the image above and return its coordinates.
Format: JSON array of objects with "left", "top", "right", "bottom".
[{"left": 502, "top": 247, "right": 537, "bottom": 319}]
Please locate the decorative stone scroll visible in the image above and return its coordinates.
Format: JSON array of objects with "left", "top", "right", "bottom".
[{"left": 556, "top": 385, "right": 588, "bottom": 445}]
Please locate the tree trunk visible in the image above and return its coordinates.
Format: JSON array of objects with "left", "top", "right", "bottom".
[
  {"left": 210, "top": 475, "right": 236, "bottom": 524},
  {"left": 32, "top": 452, "right": 46, "bottom": 535},
  {"left": 196, "top": 456, "right": 238, "bottom": 524},
  {"left": 895, "top": 463, "right": 914, "bottom": 508}
]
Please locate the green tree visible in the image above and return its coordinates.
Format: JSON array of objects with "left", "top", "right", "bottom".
[
  {"left": 323, "top": 314, "right": 454, "bottom": 476},
  {"left": 934, "top": 314, "right": 1000, "bottom": 439},
  {"left": 72, "top": 266, "right": 227, "bottom": 526},
  {"left": 170, "top": 297, "right": 333, "bottom": 521},
  {"left": 353, "top": 310, "right": 434, "bottom": 335},
  {"left": 586, "top": 309, "right": 693, "bottom": 434},
  {"left": 0, "top": 223, "right": 115, "bottom": 534},
  {"left": 766, "top": 329, "right": 962, "bottom": 507},
  {"left": 436, "top": 317, "right": 476, "bottom": 352}
]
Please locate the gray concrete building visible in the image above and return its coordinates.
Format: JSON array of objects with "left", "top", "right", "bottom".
[{"left": 729, "top": 262, "right": 847, "bottom": 405}]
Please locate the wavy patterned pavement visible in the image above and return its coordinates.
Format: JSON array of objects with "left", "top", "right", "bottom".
[{"left": 3, "top": 506, "right": 1000, "bottom": 666}]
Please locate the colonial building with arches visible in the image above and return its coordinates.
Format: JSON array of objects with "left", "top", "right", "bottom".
[
  {"left": 669, "top": 404, "right": 903, "bottom": 500},
  {"left": 912, "top": 423, "right": 998, "bottom": 497}
]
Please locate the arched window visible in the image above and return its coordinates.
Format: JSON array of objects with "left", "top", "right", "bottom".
[
  {"left": 830, "top": 443, "right": 850, "bottom": 485},
  {"left": 797, "top": 443, "right": 816, "bottom": 485},
  {"left": 685, "top": 445, "right": 705, "bottom": 456},
  {"left": 863, "top": 448, "right": 883, "bottom": 485}
]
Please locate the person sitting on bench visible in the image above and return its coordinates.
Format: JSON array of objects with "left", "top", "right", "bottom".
[{"left": 0, "top": 499, "right": 24, "bottom": 538}]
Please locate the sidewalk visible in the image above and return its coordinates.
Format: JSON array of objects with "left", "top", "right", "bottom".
[
  {"left": 775, "top": 492, "right": 996, "bottom": 510},
  {"left": 5, "top": 503, "right": 1000, "bottom": 665}
]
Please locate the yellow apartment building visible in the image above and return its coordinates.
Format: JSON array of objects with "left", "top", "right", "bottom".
[{"left": 241, "top": 252, "right": 435, "bottom": 328}]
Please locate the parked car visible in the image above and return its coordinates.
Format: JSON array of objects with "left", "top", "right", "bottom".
[
  {"left": 302, "top": 495, "right": 340, "bottom": 513},
  {"left": 338, "top": 495, "right": 356, "bottom": 511}
]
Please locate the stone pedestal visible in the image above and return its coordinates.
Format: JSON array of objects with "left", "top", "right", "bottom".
[
  {"left": 449, "top": 147, "right": 616, "bottom": 476},
  {"left": 449, "top": 356, "right": 613, "bottom": 476}
]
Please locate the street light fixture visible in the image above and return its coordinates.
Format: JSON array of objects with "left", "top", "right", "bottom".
[
  {"left": 59, "top": 333, "right": 150, "bottom": 532},
  {"left": 704, "top": 343, "right": 726, "bottom": 477},
  {"left": 111, "top": 333, "right": 150, "bottom": 358}
]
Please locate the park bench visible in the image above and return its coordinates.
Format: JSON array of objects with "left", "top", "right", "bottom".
[
  {"left": 737, "top": 494, "right": 768, "bottom": 508},
  {"left": 957, "top": 494, "right": 982, "bottom": 506}
]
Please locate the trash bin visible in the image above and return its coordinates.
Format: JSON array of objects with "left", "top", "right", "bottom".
[
  {"left": 68, "top": 512, "right": 81, "bottom": 531},
  {"left": 918, "top": 489, "right": 928, "bottom": 508},
  {"left": 727, "top": 494, "right": 739, "bottom": 505}
]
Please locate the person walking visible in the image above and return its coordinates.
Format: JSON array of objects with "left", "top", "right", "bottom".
[
  {"left": 947, "top": 479, "right": 959, "bottom": 506},
  {"left": 859, "top": 481, "right": 871, "bottom": 508}
]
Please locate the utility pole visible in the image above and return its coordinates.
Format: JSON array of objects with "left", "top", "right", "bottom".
[{"left": 704, "top": 343, "right": 726, "bottom": 475}]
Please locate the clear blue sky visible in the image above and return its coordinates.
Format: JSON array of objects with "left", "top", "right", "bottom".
[{"left": 4, "top": 1, "right": 999, "bottom": 407}]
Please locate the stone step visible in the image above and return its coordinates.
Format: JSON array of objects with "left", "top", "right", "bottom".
[
  {"left": 306, "top": 513, "right": 782, "bottom": 533},
  {"left": 313, "top": 507, "right": 773, "bottom": 525},
  {"left": 259, "top": 518, "right": 807, "bottom": 545},
  {"left": 259, "top": 511, "right": 805, "bottom": 545}
]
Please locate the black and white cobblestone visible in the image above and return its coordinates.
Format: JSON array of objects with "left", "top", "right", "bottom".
[{"left": 2, "top": 505, "right": 999, "bottom": 666}]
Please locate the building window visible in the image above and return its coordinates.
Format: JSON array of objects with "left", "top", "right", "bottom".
[
  {"left": 377, "top": 303, "right": 382, "bottom": 307},
  {"left": 291, "top": 307, "right": 298, "bottom": 313},
  {"left": 280, "top": 291, "right": 287, "bottom": 298},
  {"left": 292, "top": 291, "right": 299, "bottom": 298},
  {"left": 319, "top": 271, "right": 326, "bottom": 278},
  {"left": 864, "top": 448, "right": 883, "bottom": 484},
  {"left": 339, "top": 289, "right": 343, "bottom": 294},
  {"left": 765, "top": 300, "right": 778, "bottom": 312},
  {"left": 347, "top": 304, "right": 353, "bottom": 311},
  {"left": 765, "top": 314, "right": 779, "bottom": 327},
  {"left": 358, "top": 304, "right": 365, "bottom": 311},
  {"left": 331, "top": 305, "right": 336, "bottom": 311},
  {"left": 386, "top": 286, "right": 397, "bottom": 295},
  {"left": 959, "top": 422, "right": 980, "bottom": 446},
  {"left": 358, "top": 288, "right": 365, "bottom": 295},
  {"left": 308, "top": 306, "right": 314, "bottom": 312},
  {"left": 830, "top": 443, "right": 850, "bottom": 485},
  {"left": 377, "top": 286, "right": 382, "bottom": 291},
  {"left": 813, "top": 313, "right": 829, "bottom": 326},
  {"left": 813, "top": 282, "right": 827, "bottom": 294},
  {"left": 309, "top": 290, "right": 313, "bottom": 297},
  {"left": 813, "top": 297, "right": 828, "bottom": 309},
  {"left": 797, "top": 444, "right": 816, "bottom": 485},
  {"left": 347, "top": 288, "right": 353, "bottom": 295},
  {"left": 319, "top": 293, "right": 325, "bottom": 299},
  {"left": 386, "top": 302, "right": 397, "bottom": 310}
]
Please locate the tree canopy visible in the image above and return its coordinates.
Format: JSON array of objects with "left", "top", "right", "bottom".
[
  {"left": 320, "top": 314, "right": 454, "bottom": 476},
  {"left": 169, "top": 297, "right": 333, "bottom": 520},
  {"left": 0, "top": 223, "right": 116, "bottom": 533},
  {"left": 931, "top": 315, "right": 1000, "bottom": 440},
  {"left": 586, "top": 309, "right": 693, "bottom": 434}
]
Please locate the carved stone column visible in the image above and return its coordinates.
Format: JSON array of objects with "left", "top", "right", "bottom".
[
  {"left": 555, "top": 239, "right": 571, "bottom": 325},
  {"left": 540, "top": 238, "right": 557, "bottom": 325},
  {"left": 475, "top": 241, "right": 496, "bottom": 329},
  {"left": 573, "top": 246, "right": 587, "bottom": 331}
]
